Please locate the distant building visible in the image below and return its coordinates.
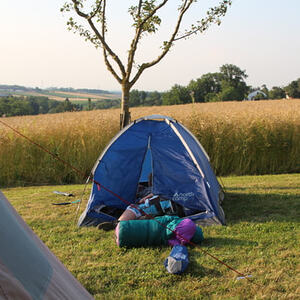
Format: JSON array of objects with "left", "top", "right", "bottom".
[{"left": 246, "top": 90, "right": 267, "bottom": 101}]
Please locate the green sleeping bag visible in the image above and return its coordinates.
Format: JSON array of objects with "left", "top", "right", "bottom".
[
  {"left": 118, "top": 215, "right": 182, "bottom": 247},
  {"left": 117, "top": 215, "right": 204, "bottom": 247}
]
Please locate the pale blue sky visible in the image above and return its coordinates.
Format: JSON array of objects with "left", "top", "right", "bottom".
[{"left": 1, "top": 0, "right": 299, "bottom": 91}]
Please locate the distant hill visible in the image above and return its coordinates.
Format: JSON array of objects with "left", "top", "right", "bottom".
[
  {"left": 0, "top": 84, "right": 121, "bottom": 102},
  {"left": 0, "top": 84, "right": 29, "bottom": 91},
  {"left": 47, "top": 87, "right": 120, "bottom": 95}
]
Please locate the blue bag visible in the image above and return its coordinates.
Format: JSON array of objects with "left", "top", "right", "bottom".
[{"left": 164, "top": 245, "right": 189, "bottom": 274}]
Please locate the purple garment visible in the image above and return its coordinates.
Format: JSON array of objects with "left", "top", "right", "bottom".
[{"left": 168, "top": 218, "right": 196, "bottom": 246}]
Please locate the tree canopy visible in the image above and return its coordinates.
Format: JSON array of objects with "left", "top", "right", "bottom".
[
  {"left": 285, "top": 78, "right": 300, "bottom": 98},
  {"left": 162, "top": 64, "right": 249, "bottom": 104}
]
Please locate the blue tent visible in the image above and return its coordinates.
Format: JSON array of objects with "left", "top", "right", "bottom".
[{"left": 78, "top": 115, "right": 225, "bottom": 226}]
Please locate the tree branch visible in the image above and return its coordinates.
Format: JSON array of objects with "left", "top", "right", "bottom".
[
  {"left": 88, "top": 0, "right": 103, "bottom": 20},
  {"left": 126, "top": 0, "right": 169, "bottom": 82},
  {"left": 87, "top": 18, "right": 125, "bottom": 80},
  {"left": 70, "top": 0, "right": 126, "bottom": 80},
  {"left": 99, "top": 0, "right": 122, "bottom": 84},
  {"left": 130, "top": 0, "right": 192, "bottom": 87},
  {"left": 137, "top": 0, "right": 143, "bottom": 16},
  {"left": 174, "top": 0, "right": 231, "bottom": 41},
  {"left": 71, "top": 0, "right": 88, "bottom": 18}
]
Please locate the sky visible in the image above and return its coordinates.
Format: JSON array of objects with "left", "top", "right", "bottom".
[{"left": 1, "top": 0, "right": 300, "bottom": 92}]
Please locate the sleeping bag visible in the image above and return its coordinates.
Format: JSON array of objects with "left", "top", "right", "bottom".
[{"left": 116, "top": 215, "right": 203, "bottom": 247}]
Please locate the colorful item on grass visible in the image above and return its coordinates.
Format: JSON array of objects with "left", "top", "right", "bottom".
[
  {"left": 168, "top": 218, "right": 197, "bottom": 246},
  {"left": 115, "top": 215, "right": 203, "bottom": 247},
  {"left": 164, "top": 245, "right": 189, "bottom": 274},
  {"left": 115, "top": 216, "right": 203, "bottom": 274}
]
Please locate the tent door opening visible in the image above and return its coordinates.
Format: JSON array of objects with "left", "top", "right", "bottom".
[{"left": 138, "top": 140, "right": 153, "bottom": 185}]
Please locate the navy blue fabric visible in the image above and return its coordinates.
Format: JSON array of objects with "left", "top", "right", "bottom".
[{"left": 81, "top": 117, "right": 224, "bottom": 226}]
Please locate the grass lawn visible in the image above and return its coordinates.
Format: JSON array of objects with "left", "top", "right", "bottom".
[{"left": 2, "top": 174, "right": 300, "bottom": 299}]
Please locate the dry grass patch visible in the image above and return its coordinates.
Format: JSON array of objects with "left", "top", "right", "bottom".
[{"left": 1, "top": 100, "right": 299, "bottom": 187}]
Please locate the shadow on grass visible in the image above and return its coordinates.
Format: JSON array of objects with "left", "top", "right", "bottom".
[
  {"left": 228, "top": 186, "right": 300, "bottom": 191},
  {"left": 187, "top": 262, "right": 222, "bottom": 278},
  {"left": 185, "top": 237, "right": 256, "bottom": 279},
  {"left": 222, "top": 192, "right": 300, "bottom": 224},
  {"left": 201, "top": 237, "right": 257, "bottom": 247}
]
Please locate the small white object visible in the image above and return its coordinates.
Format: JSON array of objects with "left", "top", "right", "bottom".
[{"left": 236, "top": 275, "right": 252, "bottom": 280}]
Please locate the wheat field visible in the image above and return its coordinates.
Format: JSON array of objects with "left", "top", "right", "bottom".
[{"left": 1, "top": 99, "right": 299, "bottom": 187}]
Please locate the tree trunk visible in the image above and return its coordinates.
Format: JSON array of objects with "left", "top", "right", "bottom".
[{"left": 120, "top": 83, "right": 131, "bottom": 129}]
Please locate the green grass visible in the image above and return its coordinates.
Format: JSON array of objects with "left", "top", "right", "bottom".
[{"left": 2, "top": 174, "right": 300, "bottom": 299}]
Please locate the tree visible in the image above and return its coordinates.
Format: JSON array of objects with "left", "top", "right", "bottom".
[
  {"left": 188, "top": 72, "right": 222, "bottom": 102},
  {"left": 61, "top": 0, "right": 232, "bottom": 128},
  {"left": 219, "top": 64, "right": 247, "bottom": 85},
  {"left": 285, "top": 79, "right": 300, "bottom": 98},
  {"left": 64, "top": 98, "right": 74, "bottom": 111},
  {"left": 129, "top": 89, "right": 142, "bottom": 107},
  {"left": 214, "top": 82, "right": 241, "bottom": 101},
  {"left": 162, "top": 84, "right": 191, "bottom": 105},
  {"left": 87, "top": 98, "right": 93, "bottom": 110},
  {"left": 144, "top": 91, "right": 162, "bottom": 106},
  {"left": 260, "top": 84, "right": 269, "bottom": 97},
  {"left": 218, "top": 64, "right": 249, "bottom": 100},
  {"left": 187, "top": 64, "right": 249, "bottom": 102},
  {"left": 269, "top": 86, "right": 286, "bottom": 99}
]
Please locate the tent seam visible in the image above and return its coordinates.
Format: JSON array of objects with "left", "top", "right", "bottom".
[{"left": 169, "top": 123, "right": 205, "bottom": 178}]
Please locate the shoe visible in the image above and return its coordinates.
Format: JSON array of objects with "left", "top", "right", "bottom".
[{"left": 98, "top": 221, "right": 117, "bottom": 231}]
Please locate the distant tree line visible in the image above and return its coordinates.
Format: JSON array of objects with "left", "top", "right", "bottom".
[
  {"left": 0, "top": 96, "right": 58, "bottom": 117},
  {"left": 0, "top": 95, "right": 121, "bottom": 117},
  {"left": 1, "top": 64, "right": 300, "bottom": 117},
  {"left": 129, "top": 64, "right": 300, "bottom": 105},
  {"left": 245, "top": 78, "right": 300, "bottom": 100},
  {"left": 0, "top": 96, "right": 82, "bottom": 117},
  {"left": 282, "top": 78, "right": 300, "bottom": 98}
]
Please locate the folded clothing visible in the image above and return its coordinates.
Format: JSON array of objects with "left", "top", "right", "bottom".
[{"left": 126, "top": 196, "right": 181, "bottom": 218}]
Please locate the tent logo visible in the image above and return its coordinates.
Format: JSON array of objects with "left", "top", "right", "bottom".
[{"left": 172, "top": 192, "right": 194, "bottom": 202}]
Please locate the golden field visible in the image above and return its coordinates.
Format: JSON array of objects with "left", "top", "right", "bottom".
[{"left": 0, "top": 99, "right": 299, "bottom": 187}]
